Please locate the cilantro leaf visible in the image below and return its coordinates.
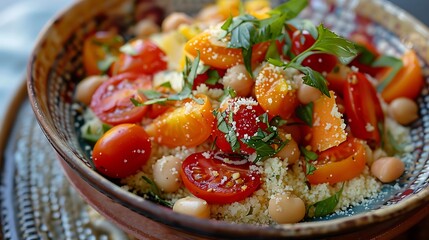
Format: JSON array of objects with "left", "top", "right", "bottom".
[
  {"left": 374, "top": 55, "right": 403, "bottom": 92},
  {"left": 308, "top": 183, "right": 344, "bottom": 218},
  {"left": 295, "top": 102, "right": 314, "bottom": 126}
]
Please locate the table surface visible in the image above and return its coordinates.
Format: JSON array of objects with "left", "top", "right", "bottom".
[{"left": 0, "top": 0, "right": 428, "bottom": 239}]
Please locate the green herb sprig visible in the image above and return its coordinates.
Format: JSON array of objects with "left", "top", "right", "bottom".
[
  {"left": 300, "top": 146, "right": 317, "bottom": 175},
  {"left": 307, "top": 183, "right": 344, "bottom": 218},
  {"left": 142, "top": 176, "right": 172, "bottom": 208}
]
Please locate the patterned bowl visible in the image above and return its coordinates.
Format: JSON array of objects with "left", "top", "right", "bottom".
[{"left": 27, "top": 0, "right": 429, "bottom": 239}]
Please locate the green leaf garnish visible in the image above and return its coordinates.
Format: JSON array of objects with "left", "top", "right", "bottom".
[
  {"left": 355, "top": 44, "right": 377, "bottom": 65},
  {"left": 213, "top": 110, "right": 240, "bottom": 152},
  {"left": 374, "top": 55, "right": 403, "bottom": 92},
  {"left": 97, "top": 56, "right": 116, "bottom": 73},
  {"left": 140, "top": 89, "right": 163, "bottom": 99},
  {"left": 205, "top": 69, "right": 221, "bottom": 85},
  {"left": 300, "top": 146, "right": 317, "bottom": 175},
  {"left": 307, "top": 183, "right": 344, "bottom": 218},
  {"left": 241, "top": 128, "right": 286, "bottom": 162},
  {"left": 141, "top": 176, "right": 172, "bottom": 208},
  {"left": 291, "top": 63, "right": 330, "bottom": 96},
  {"left": 295, "top": 102, "right": 314, "bottom": 126}
]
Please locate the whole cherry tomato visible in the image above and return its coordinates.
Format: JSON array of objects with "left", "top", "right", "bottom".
[
  {"left": 90, "top": 72, "right": 152, "bottom": 125},
  {"left": 92, "top": 124, "right": 151, "bottom": 178},
  {"left": 343, "top": 72, "right": 384, "bottom": 147},
  {"left": 180, "top": 151, "right": 261, "bottom": 204},
  {"left": 113, "top": 39, "right": 167, "bottom": 75},
  {"left": 291, "top": 30, "right": 338, "bottom": 73}
]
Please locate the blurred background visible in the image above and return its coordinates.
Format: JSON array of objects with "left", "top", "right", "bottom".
[{"left": 0, "top": 0, "right": 428, "bottom": 239}]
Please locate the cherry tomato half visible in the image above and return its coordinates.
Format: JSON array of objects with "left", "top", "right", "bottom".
[
  {"left": 291, "top": 30, "right": 337, "bottom": 73},
  {"left": 180, "top": 151, "right": 261, "bottom": 204},
  {"left": 212, "top": 98, "right": 267, "bottom": 154},
  {"left": 306, "top": 137, "right": 366, "bottom": 185},
  {"left": 90, "top": 72, "right": 152, "bottom": 125},
  {"left": 343, "top": 72, "right": 384, "bottom": 147},
  {"left": 83, "top": 30, "right": 124, "bottom": 75},
  {"left": 113, "top": 39, "right": 167, "bottom": 75},
  {"left": 92, "top": 124, "right": 151, "bottom": 178}
]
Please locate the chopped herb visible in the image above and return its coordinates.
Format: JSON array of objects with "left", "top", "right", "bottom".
[
  {"left": 220, "top": 0, "right": 308, "bottom": 76},
  {"left": 387, "top": 130, "right": 405, "bottom": 154},
  {"left": 82, "top": 123, "right": 112, "bottom": 143},
  {"left": 307, "top": 183, "right": 344, "bottom": 218},
  {"left": 295, "top": 102, "right": 314, "bottom": 126},
  {"left": 355, "top": 44, "right": 377, "bottom": 65},
  {"left": 258, "top": 112, "right": 270, "bottom": 126},
  {"left": 205, "top": 69, "right": 221, "bottom": 85},
  {"left": 140, "top": 89, "right": 163, "bottom": 99},
  {"left": 213, "top": 110, "right": 240, "bottom": 152},
  {"left": 219, "top": 87, "right": 237, "bottom": 102},
  {"left": 300, "top": 146, "right": 317, "bottom": 175},
  {"left": 374, "top": 55, "right": 403, "bottom": 92},
  {"left": 160, "top": 81, "right": 173, "bottom": 89},
  {"left": 270, "top": 116, "right": 287, "bottom": 127},
  {"left": 242, "top": 126, "right": 287, "bottom": 162},
  {"left": 119, "top": 43, "right": 138, "bottom": 56},
  {"left": 142, "top": 176, "right": 172, "bottom": 208}
]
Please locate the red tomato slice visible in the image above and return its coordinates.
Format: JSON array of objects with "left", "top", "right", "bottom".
[
  {"left": 180, "top": 152, "right": 261, "bottom": 204},
  {"left": 343, "top": 72, "right": 384, "bottom": 147},
  {"left": 192, "top": 68, "right": 225, "bottom": 90},
  {"left": 212, "top": 98, "right": 267, "bottom": 154},
  {"left": 92, "top": 124, "right": 151, "bottom": 178},
  {"left": 307, "top": 137, "right": 366, "bottom": 185},
  {"left": 113, "top": 39, "right": 167, "bottom": 75},
  {"left": 90, "top": 73, "right": 152, "bottom": 125}
]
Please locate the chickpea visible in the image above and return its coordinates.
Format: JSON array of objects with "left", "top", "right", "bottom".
[
  {"left": 162, "top": 12, "right": 193, "bottom": 32},
  {"left": 297, "top": 84, "right": 322, "bottom": 104},
  {"left": 134, "top": 19, "right": 160, "bottom": 39},
  {"left": 268, "top": 192, "right": 306, "bottom": 224},
  {"left": 75, "top": 75, "right": 107, "bottom": 105},
  {"left": 370, "top": 157, "right": 405, "bottom": 183},
  {"left": 388, "top": 97, "right": 419, "bottom": 125},
  {"left": 173, "top": 197, "right": 210, "bottom": 219},
  {"left": 152, "top": 156, "right": 182, "bottom": 193},
  {"left": 221, "top": 64, "right": 254, "bottom": 97},
  {"left": 275, "top": 138, "right": 300, "bottom": 165}
]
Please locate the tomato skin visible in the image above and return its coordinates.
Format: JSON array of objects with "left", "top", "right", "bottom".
[
  {"left": 90, "top": 73, "right": 152, "bottom": 125},
  {"left": 184, "top": 31, "right": 269, "bottom": 69},
  {"left": 145, "top": 94, "right": 214, "bottom": 148},
  {"left": 348, "top": 33, "right": 384, "bottom": 77},
  {"left": 255, "top": 63, "right": 299, "bottom": 119},
  {"left": 92, "top": 124, "right": 151, "bottom": 178},
  {"left": 377, "top": 50, "right": 423, "bottom": 103},
  {"left": 306, "top": 137, "right": 366, "bottom": 185},
  {"left": 213, "top": 98, "right": 267, "bottom": 154},
  {"left": 291, "top": 30, "right": 337, "bottom": 73},
  {"left": 113, "top": 39, "right": 167, "bottom": 75},
  {"left": 180, "top": 152, "right": 261, "bottom": 204},
  {"left": 343, "top": 72, "right": 384, "bottom": 147},
  {"left": 83, "top": 30, "right": 123, "bottom": 75}
]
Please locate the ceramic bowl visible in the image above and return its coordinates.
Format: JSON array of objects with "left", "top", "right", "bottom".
[{"left": 27, "top": 0, "right": 429, "bottom": 239}]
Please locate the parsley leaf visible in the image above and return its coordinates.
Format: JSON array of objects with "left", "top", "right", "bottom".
[
  {"left": 374, "top": 55, "right": 403, "bottom": 92},
  {"left": 291, "top": 63, "right": 330, "bottom": 96},
  {"left": 295, "top": 102, "right": 314, "bottom": 126},
  {"left": 307, "top": 183, "right": 344, "bottom": 218}
]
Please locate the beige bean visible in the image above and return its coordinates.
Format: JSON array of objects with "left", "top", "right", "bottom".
[
  {"left": 275, "top": 138, "right": 300, "bottom": 165},
  {"left": 173, "top": 197, "right": 210, "bottom": 219},
  {"left": 134, "top": 19, "right": 160, "bottom": 39},
  {"left": 268, "top": 192, "right": 306, "bottom": 224},
  {"left": 297, "top": 84, "right": 322, "bottom": 104},
  {"left": 221, "top": 64, "right": 254, "bottom": 97},
  {"left": 75, "top": 75, "right": 107, "bottom": 105},
  {"left": 388, "top": 97, "right": 419, "bottom": 125},
  {"left": 162, "top": 12, "right": 193, "bottom": 32},
  {"left": 152, "top": 156, "right": 182, "bottom": 193},
  {"left": 370, "top": 156, "right": 405, "bottom": 183}
]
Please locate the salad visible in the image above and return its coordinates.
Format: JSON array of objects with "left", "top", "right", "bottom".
[{"left": 74, "top": 0, "right": 423, "bottom": 224}]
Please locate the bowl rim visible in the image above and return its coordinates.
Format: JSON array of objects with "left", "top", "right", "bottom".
[{"left": 26, "top": 0, "right": 429, "bottom": 238}]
